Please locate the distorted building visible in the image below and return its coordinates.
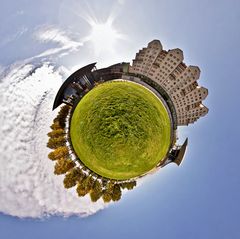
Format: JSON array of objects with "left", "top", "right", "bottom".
[{"left": 129, "top": 40, "right": 209, "bottom": 126}]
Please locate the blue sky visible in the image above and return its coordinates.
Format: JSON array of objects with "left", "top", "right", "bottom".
[{"left": 0, "top": 0, "right": 240, "bottom": 238}]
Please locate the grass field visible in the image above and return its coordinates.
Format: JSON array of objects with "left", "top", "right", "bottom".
[{"left": 70, "top": 81, "right": 171, "bottom": 180}]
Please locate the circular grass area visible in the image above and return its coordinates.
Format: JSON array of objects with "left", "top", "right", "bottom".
[{"left": 70, "top": 81, "right": 171, "bottom": 180}]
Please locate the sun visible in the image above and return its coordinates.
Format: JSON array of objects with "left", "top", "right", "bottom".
[{"left": 85, "top": 18, "right": 123, "bottom": 55}]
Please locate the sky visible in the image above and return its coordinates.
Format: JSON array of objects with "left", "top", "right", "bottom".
[{"left": 0, "top": 0, "right": 240, "bottom": 238}]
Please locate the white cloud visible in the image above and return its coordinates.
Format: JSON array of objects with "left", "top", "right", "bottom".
[
  {"left": 0, "top": 63, "right": 106, "bottom": 218},
  {"left": 34, "top": 25, "right": 83, "bottom": 58}
]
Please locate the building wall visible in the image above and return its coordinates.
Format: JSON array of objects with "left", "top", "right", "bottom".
[
  {"left": 130, "top": 40, "right": 209, "bottom": 126},
  {"left": 129, "top": 40, "right": 162, "bottom": 76}
]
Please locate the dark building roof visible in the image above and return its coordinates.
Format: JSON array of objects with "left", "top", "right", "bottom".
[
  {"left": 52, "top": 63, "right": 96, "bottom": 110},
  {"left": 172, "top": 138, "right": 188, "bottom": 166}
]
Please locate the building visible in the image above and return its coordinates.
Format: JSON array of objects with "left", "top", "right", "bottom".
[{"left": 129, "top": 40, "right": 209, "bottom": 126}]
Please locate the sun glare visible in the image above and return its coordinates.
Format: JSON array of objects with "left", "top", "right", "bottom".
[{"left": 85, "top": 18, "right": 123, "bottom": 55}]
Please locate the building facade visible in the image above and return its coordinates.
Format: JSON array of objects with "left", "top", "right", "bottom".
[{"left": 129, "top": 40, "right": 208, "bottom": 126}]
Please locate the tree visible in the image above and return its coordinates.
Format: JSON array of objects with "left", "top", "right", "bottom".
[
  {"left": 120, "top": 181, "right": 137, "bottom": 190},
  {"left": 90, "top": 180, "right": 103, "bottom": 202},
  {"left": 102, "top": 190, "right": 112, "bottom": 203},
  {"left": 50, "top": 121, "right": 62, "bottom": 130},
  {"left": 63, "top": 167, "right": 84, "bottom": 189},
  {"left": 101, "top": 180, "right": 115, "bottom": 203},
  {"left": 47, "top": 136, "right": 66, "bottom": 149},
  {"left": 47, "top": 129, "right": 65, "bottom": 138},
  {"left": 111, "top": 184, "right": 122, "bottom": 201},
  {"left": 48, "top": 146, "right": 69, "bottom": 161},
  {"left": 102, "top": 191, "right": 112, "bottom": 203},
  {"left": 49, "top": 105, "right": 70, "bottom": 131},
  {"left": 76, "top": 182, "right": 88, "bottom": 197},
  {"left": 93, "top": 180, "right": 102, "bottom": 193},
  {"left": 90, "top": 190, "right": 102, "bottom": 202},
  {"left": 48, "top": 151, "right": 56, "bottom": 160},
  {"left": 84, "top": 176, "right": 95, "bottom": 191},
  {"left": 59, "top": 105, "right": 70, "bottom": 116},
  {"left": 54, "top": 158, "right": 76, "bottom": 175},
  {"left": 55, "top": 105, "right": 71, "bottom": 128},
  {"left": 76, "top": 175, "right": 94, "bottom": 197},
  {"left": 57, "top": 105, "right": 70, "bottom": 117}
]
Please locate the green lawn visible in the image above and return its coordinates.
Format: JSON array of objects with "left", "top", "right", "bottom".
[{"left": 70, "top": 81, "right": 171, "bottom": 180}]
